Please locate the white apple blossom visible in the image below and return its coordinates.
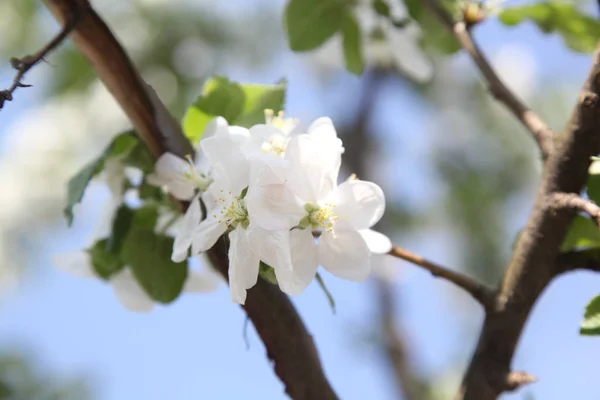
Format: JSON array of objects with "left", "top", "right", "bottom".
[
  {"left": 52, "top": 251, "right": 219, "bottom": 312},
  {"left": 246, "top": 128, "right": 388, "bottom": 295}
]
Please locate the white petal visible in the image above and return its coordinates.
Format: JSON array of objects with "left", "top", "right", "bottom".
[
  {"left": 286, "top": 134, "right": 341, "bottom": 202},
  {"left": 183, "top": 269, "right": 220, "bottom": 293},
  {"left": 228, "top": 228, "right": 260, "bottom": 304},
  {"left": 172, "top": 194, "right": 203, "bottom": 262},
  {"left": 200, "top": 133, "right": 249, "bottom": 195},
  {"left": 203, "top": 116, "right": 230, "bottom": 139},
  {"left": 148, "top": 153, "right": 195, "bottom": 200},
  {"left": 91, "top": 199, "right": 119, "bottom": 241},
  {"left": 245, "top": 165, "right": 305, "bottom": 230},
  {"left": 246, "top": 224, "right": 293, "bottom": 271},
  {"left": 359, "top": 229, "right": 392, "bottom": 254},
  {"left": 191, "top": 215, "right": 227, "bottom": 254},
  {"left": 319, "top": 229, "right": 371, "bottom": 282},
  {"left": 52, "top": 251, "right": 96, "bottom": 278},
  {"left": 307, "top": 117, "right": 338, "bottom": 142},
  {"left": 333, "top": 180, "right": 385, "bottom": 230},
  {"left": 110, "top": 269, "right": 154, "bottom": 312},
  {"left": 275, "top": 229, "right": 318, "bottom": 296},
  {"left": 103, "top": 157, "right": 126, "bottom": 200}
]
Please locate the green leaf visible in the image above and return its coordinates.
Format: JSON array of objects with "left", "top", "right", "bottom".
[
  {"left": 88, "top": 239, "right": 125, "bottom": 280},
  {"left": 63, "top": 132, "right": 139, "bottom": 226},
  {"left": 586, "top": 159, "right": 600, "bottom": 204},
  {"left": 183, "top": 77, "right": 287, "bottom": 142},
  {"left": 259, "top": 261, "right": 278, "bottom": 285},
  {"left": 132, "top": 206, "right": 159, "bottom": 230},
  {"left": 561, "top": 215, "right": 600, "bottom": 252},
  {"left": 236, "top": 81, "right": 286, "bottom": 127},
  {"left": 373, "top": 0, "right": 390, "bottom": 17},
  {"left": 122, "top": 229, "right": 187, "bottom": 303},
  {"left": 580, "top": 294, "right": 600, "bottom": 335},
  {"left": 107, "top": 206, "right": 135, "bottom": 255},
  {"left": 498, "top": 3, "right": 600, "bottom": 53},
  {"left": 342, "top": 13, "right": 365, "bottom": 75},
  {"left": 285, "top": 0, "right": 346, "bottom": 51},
  {"left": 316, "top": 273, "right": 336, "bottom": 314},
  {"left": 403, "top": 0, "right": 460, "bottom": 54}
]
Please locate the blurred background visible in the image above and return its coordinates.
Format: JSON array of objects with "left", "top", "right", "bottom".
[{"left": 0, "top": 0, "right": 599, "bottom": 399}]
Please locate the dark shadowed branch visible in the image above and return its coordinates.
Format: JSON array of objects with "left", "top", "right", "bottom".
[
  {"left": 0, "top": 2, "right": 87, "bottom": 110},
  {"left": 388, "top": 245, "right": 495, "bottom": 309},
  {"left": 41, "top": 1, "right": 337, "bottom": 399}
]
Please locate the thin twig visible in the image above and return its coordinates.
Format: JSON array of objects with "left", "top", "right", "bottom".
[
  {"left": 388, "top": 245, "right": 495, "bottom": 309},
  {"left": 421, "top": 0, "right": 555, "bottom": 160},
  {"left": 0, "top": 3, "right": 86, "bottom": 110},
  {"left": 548, "top": 192, "right": 600, "bottom": 227}
]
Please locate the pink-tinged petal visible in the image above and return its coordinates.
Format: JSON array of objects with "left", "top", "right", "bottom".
[
  {"left": 52, "top": 251, "right": 96, "bottom": 278},
  {"left": 319, "top": 229, "right": 371, "bottom": 282},
  {"left": 275, "top": 229, "right": 318, "bottom": 296},
  {"left": 333, "top": 180, "right": 385, "bottom": 230},
  {"left": 228, "top": 228, "right": 260, "bottom": 304},
  {"left": 191, "top": 215, "right": 227, "bottom": 254},
  {"left": 246, "top": 224, "right": 293, "bottom": 271},
  {"left": 359, "top": 229, "right": 392, "bottom": 254},
  {"left": 172, "top": 194, "right": 203, "bottom": 262},
  {"left": 110, "top": 269, "right": 154, "bottom": 312}
]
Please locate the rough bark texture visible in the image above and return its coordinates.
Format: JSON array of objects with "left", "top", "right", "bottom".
[
  {"left": 42, "top": 1, "right": 338, "bottom": 399},
  {"left": 458, "top": 47, "right": 600, "bottom": 399}
]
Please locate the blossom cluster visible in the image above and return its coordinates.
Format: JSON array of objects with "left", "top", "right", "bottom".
[{"left": 149, "top": 111, "right": 391, "bottom": 304}]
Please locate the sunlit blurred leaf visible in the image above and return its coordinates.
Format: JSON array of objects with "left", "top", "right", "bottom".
[
  {"left": 404, "top": 0, "right": 460, "bottom": 54},
  {"left": 581, "top": 294, "right": 600, "bottom": 335},
  {"left": 561, "top": 215, "right": 600, "bottom": 252},
  {"left": 122, "top": 229, "right": 187, "bottom": 303},
  {"left": 183, "top": 76, "right": 286, "bottom": 142},
  {"left": 499, "top": 2, "right": 600, "bottom": 53},
  {"left": 285, "top": 0, "right": 346, "bottom": 51},
  {"left": 342, "top": 13, "right": 365, "bottom": 75}
]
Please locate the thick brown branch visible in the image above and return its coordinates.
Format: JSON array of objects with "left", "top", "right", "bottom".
[
  {"left": 0, "top": 2, "right": 85, "bottom": 110},
  {"left": 548, "top": 192, "right": 600, "bottom": 227},
  {"left": 388, "top": 245, "right": 495, "bottom": 309},
  {"left": 454, "top": 46, "right": 600, "bottom": 400},
  {"left": 42, "top": 1, "right": 337, "bottom": 399},
  {"left": 422, "top": 0, "right": 555, "bottom": 160}
]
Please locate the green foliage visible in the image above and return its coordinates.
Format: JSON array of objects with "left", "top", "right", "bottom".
[
  {"left": 404, "top": 0, "right": 460, "bottom": 54},
  {"left": 586, "top": 158, "right": 600, "bottom": 205},
  {"left": 561, "top": 215, "right": 600, "bottom": 252},
  {"left": 498, "top": 2, "right": 600, "bottom": 53},
  {"left": 342, "top": 13, "right": 365, "bottom": 75},
  {"left": 259, "top": 262, "right": 278, "bottom": 284},
  {"left": 284, "top": 0, "right": 347, "bottom": 51},
  {"left": 581, "top": 294, "right": 600, "bottom": 335},
  {"left": 372, "top": 0, "right": 391, "bottom": 17},
  {"left": 183, "top": 76, "right": 286, "bottom": 143},
  {"left": 63, "top": 133, "right": 138, "bottom": 226},
  {"left": 122, "top": 229, "right": 188, "bottom": 303},
  {"left": 88, "top": 239, "right": 125, "bottom": 280}
]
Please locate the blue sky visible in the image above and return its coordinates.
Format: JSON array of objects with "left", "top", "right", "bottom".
[{"left": 1, "top": 2, "right": 600, "bottom": 400}]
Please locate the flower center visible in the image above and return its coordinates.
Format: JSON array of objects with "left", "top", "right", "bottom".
[
  {"left": 264, "top": 109, "right": 298, "bottom": 135},
  {"left": 212, "top": 190, "right": 249, "bottom": 229},
  {"left": 299, "top": 202, "right": 338, "bottom": 232},
  {"left": 260, "top": 135, "right": 288, "bottom": 157},
  {"left": 184, "top": 155, "right": 211, "bottom": 190}
]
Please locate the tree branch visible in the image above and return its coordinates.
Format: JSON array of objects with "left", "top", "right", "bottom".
[
  {"left": 454, "top": 44, "right": 600, "bottom": 400},
  {"left": 0, "top": 2, "right": 86, "bottom": 110},
  {"left": 548, "top": 192, "right": 600, "bottom": 227},
  {"left": 388, "top": 245, "right": 495, "bottom": 309},
  {"left": 556, "top": 249, "right": 600, "bottom": 275},
  {"left": 41, "top": 1, "right": 337, "bottom": 399},
  {"left": 422, "top": 0, "right": 555, "bottom": 160}
]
